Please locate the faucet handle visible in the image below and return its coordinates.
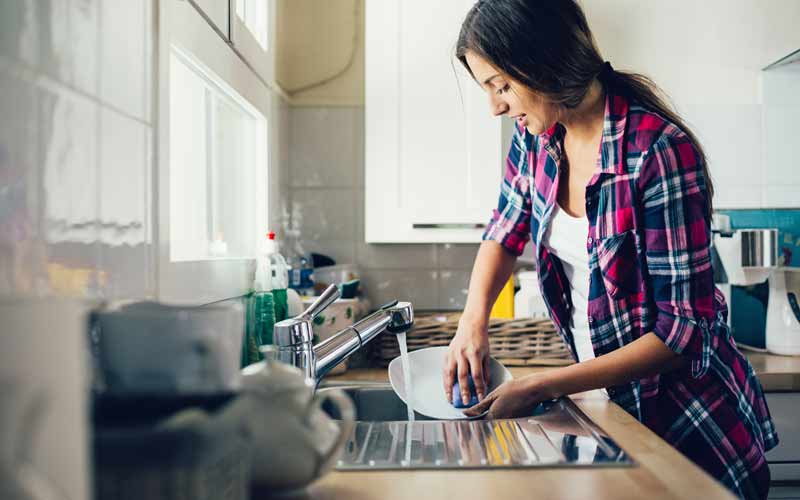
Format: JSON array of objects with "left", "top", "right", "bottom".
[{"left": 300, "top": 284, "right": 340, "bottom": 321}]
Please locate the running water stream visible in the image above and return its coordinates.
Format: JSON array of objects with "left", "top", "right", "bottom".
[{"left": 396, "top": 332, "right": 414, "bottom": 465}]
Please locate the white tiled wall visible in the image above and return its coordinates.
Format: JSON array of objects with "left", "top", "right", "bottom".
[
  {"left": 582, "top": 0, "right": 800, "bottom": 209},
  {"left": 288, "top": 106, "right": 480, "bottom": 310},
  {"left": 0, "top": 0, "right": 156, "bottom": 299},
  {"left": 0, "top": 0, "right": 290, "bottom": 302}
]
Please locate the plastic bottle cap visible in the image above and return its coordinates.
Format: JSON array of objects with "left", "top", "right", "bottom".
[{"left": 268, "top": 231, "right": 275, "bottom": 240}]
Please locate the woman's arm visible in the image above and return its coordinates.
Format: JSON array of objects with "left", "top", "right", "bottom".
[
  {"left": 463, "top": 333, "right": 686, "bottom": 418},
  {"left": 444, "top": 240, "right": 516, "bottom": 404}
]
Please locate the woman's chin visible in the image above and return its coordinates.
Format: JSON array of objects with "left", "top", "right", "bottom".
[{"left": 526, "top": 123, "right": 545, "bottom": 135}]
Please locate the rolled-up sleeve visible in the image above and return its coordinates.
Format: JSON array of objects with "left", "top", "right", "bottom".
[
  {"left": 482, "top": 123, "right": 532, "bottom": 256},
  {"left": 639, "top": 133, "right": 717, "bottom": 378}
]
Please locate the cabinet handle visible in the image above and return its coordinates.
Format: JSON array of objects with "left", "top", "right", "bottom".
[{"left": 411, "top": 223, "right": 486, "bottom": 229}]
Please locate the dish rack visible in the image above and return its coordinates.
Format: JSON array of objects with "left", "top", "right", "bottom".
[{"left": 376, "top": 313, "right": 573, "bottom": 367}]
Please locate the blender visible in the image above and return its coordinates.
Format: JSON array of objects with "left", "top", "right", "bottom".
[{"left": 714, "top": 224, "right": 800, "bottom": 355}]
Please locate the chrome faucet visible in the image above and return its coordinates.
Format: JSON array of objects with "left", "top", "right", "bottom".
[{"left": 272, "top": 284, "right": 414, "bottom": 383}]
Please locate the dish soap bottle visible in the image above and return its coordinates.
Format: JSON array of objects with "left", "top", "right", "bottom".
[
  {"left": 264, "top": 231, "right": 289, "bottom": 323},
  {"left": 249, "top": 233, "right": 276, "bottom": 359}
]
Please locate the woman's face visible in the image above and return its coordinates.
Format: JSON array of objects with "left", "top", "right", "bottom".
[{"left": 465, "top": 50, "right": 559, "bottom": 135}]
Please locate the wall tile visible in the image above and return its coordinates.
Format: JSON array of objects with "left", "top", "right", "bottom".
[
  {"left": 98, "top": 107, "right": 150, "bottom": 298},
  {"left": 292, "top": 187, "right": 357, "bottom": 240},
  {"left": 763, "top": 105, "right": 800, "bottom": 207},
  {"left": 682, "top": 103, "right": 763, "bottom": 209},
  {"left": 70, "top": 0, "right": 99, "bottom": 94},
  {"left": 40, "top": 0, "right": 72, "bottom": 84},
  {"left": 40, "top": 85, "right": 99, "bottom": 246},
  {"left": 355, "top": 243, "right": 438, "bottom": 270},
  {"left": 361, "top": 269, "right": 440, "bottom": 310},
  {"left": 0, "top": 71, "right": 45, "bottom": 294},
  {"left": 438, "top": 269, "right": 470, "bottom": 310},
  {"left": 437, "top": 244, "right": 478, "bottom": 270},
  {"left": 306, "top": 239, "right": 356, "bottom": 267},
  {"left": 100, "top": 0, "right": 148, "bottom": 120},
  {"left": 289, "top": 107, "right": 357, "bottom": 188},
  {"left": 0, "top": 1, "right": 40, "bottom": 67}
]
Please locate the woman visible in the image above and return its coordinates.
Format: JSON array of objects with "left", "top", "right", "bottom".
[{"left": 442, "top": 1, "right": 777, "bottom": 498}]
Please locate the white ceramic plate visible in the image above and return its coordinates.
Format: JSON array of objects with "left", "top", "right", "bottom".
[{"left": 388, "top": 346, "right": 513, "bottom": 420}]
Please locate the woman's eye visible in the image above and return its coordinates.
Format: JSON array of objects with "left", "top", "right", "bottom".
[{"left": 496, "top": 84, "right": 510, "bottom": 95}]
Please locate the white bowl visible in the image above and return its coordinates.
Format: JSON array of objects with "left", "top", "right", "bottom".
[{"left": 388, "top": 346, "right": 513, "bottom": 420}]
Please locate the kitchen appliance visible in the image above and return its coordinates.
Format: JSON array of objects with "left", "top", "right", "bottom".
[{"left": 714, "top": 224, "right": 800, "bottom": 355}]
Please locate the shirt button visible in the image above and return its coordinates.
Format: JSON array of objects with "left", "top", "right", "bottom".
[
  {"left": 587, "top": 237, "right": 594, "bottom": 245},
  {"left": 588, "top": 317, "right": 595, "bottom": 325}
]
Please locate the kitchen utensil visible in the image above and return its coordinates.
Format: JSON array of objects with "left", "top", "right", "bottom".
[{"left": 388, "top": 346, "right": 513, "bottom": 420}]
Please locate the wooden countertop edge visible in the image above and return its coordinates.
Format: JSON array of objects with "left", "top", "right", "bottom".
[{"left": 309, "top": 368, "right": 735, "bottom": 500}]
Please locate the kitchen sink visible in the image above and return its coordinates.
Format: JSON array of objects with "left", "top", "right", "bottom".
[{"left": 318, "top": 383, "right": 634, "bottom": 470}]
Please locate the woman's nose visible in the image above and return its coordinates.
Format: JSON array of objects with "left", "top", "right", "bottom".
[{"left": 489, "top": 94, "right": 509, "bottom": 117}]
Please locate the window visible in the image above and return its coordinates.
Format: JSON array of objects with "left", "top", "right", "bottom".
[
  {"left": 236, "top": 0, "right": 270, "bottom": 51},
  {"left": 169, "top": 45, "right": 267, "bottom": 262}
]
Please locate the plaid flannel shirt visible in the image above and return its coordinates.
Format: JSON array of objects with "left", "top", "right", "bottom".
[{"left": 484, "top": 88, "right": 778, "bottom": 499}]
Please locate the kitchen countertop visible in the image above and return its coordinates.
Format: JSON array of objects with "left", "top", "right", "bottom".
[
  {"left": 287, "top": 351, "right": 799, "bottom": 500},
  {"left": 743, "top": 351, "right": 800, "bottom": 391},
  {"left": 302, "top": 366, "right": 736, "bottom": 500}
]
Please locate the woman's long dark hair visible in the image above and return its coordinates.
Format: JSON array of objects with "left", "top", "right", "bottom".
[{"left": 456, "top": 0, "right": 714, "bottom": 214}]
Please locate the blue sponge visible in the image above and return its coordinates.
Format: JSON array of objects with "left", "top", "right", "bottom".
[{"left": 451, "top": 375, "right": 479, "bottom": 408}]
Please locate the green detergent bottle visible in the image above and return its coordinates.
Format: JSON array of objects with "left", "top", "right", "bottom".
[{"left": 264, "top": 231, "right": 289, "bottom": 323}]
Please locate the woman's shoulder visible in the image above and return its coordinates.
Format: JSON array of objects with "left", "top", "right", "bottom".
[{"left": 625, "top": 104, "right": 696, "bottom": 158}]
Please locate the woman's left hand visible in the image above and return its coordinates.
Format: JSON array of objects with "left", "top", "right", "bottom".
[{"left": 462, "top": 373, "right": 555, "bottom": 419}]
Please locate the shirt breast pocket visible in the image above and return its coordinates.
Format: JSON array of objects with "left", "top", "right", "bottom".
[{"left": 596, "top": 230, "right": 643, "bottom": 300}]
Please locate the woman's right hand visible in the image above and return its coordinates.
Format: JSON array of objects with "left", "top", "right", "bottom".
[{"left": 443, "top": 314, "right": 491, "bottom": 405}]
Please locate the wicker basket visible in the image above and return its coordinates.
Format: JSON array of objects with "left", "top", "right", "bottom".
[{"left": 376, "top": 313, "right": 574, "bottom": 367}]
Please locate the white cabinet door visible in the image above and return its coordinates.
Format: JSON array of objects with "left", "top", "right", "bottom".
[{"left": 365, "top": 1, "right": 503, "bottom": 243}]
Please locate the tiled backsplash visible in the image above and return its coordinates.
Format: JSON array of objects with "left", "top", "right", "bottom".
[
  {"left": 0, "top": 0, "right": 155, "bottom": 300},
  {"left": 288, "top": 106, "right": 484, "bottom": 311}
]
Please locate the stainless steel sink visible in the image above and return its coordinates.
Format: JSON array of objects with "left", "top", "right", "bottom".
[{"left": 318, "top": 383, "right": 634, "bottom": 470}]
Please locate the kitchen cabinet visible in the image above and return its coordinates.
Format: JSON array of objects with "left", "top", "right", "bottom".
[
  {"left": 765, "top": 392, "right": 800, "bottom": 481},
  {"left": 364, "top": 0, "right": 504, "bottom": 243}
]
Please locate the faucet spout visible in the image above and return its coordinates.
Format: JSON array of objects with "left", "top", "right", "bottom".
[
  {"left": 272, "top": 284, "right": 414, "bottom": 384},
  {"left": 314, "top": 301, "right": 414, "bottom": 381}
]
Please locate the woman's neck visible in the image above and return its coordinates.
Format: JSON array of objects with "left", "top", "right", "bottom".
[{"left": 560, "top": 79, "right": 606, "bottom": 146}]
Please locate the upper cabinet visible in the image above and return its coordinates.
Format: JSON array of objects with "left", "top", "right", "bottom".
[{"left": 364, "top": 1, "right": 503, "bottom": 243}]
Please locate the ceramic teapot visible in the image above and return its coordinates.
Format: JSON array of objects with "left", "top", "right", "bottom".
[{"left": 239, "top": 355, "right": 354, "bottom": 493}]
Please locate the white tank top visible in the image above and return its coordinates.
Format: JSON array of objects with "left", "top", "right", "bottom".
[
  {"left": 543, "top": 204, "right": 609, "bottom": 399},
  {"left": 542, "top": 204, "right": 594, "bottom": 362}
]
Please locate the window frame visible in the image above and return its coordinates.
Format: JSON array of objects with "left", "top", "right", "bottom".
[{"left": 157, "top": 0, "right": 276, "bottom": 303}]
